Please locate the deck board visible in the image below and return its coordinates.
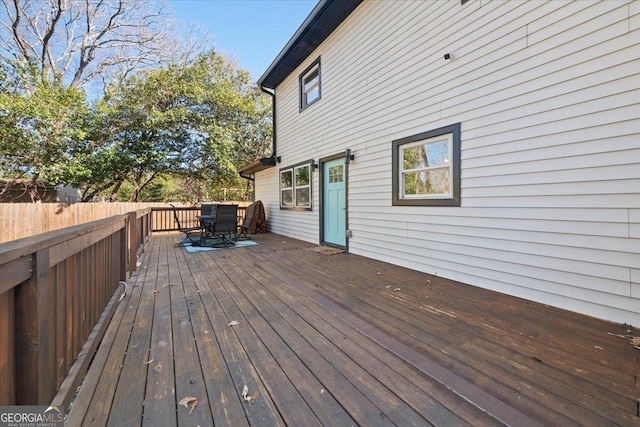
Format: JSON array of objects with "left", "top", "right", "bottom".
[
  {"left": 180, "top": 248, "right": 257, "bottom": 426},
  {"left": 262, "top": 242, "right": 639, "bottom": 425},
  {"left": 183, "top": 239, "right": 287, "bottom": 426},
  {"left": 67, "top": 232, "right": 640, "bottom": 426}
]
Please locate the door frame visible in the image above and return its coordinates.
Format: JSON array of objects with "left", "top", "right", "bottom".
[{"left": 319, "top": 152, "right": 349, "bottom": 250}]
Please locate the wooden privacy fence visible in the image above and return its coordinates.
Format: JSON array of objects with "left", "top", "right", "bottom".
[
  {"left": 0, "top": 202, "right": 251, "bottom": 243},
  {"left": 0, "top": 208, "right": 152, "bottom": 406}
]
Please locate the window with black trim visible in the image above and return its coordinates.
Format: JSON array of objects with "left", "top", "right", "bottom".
[
  {"left": 280, "top": 160, "right": 312, "bottom": 210},
  {"left": 300, "top": 58, "right": 321, "bottom": 111},
  {"left": 392, "top": 123, "right": 461, "bottom": 206}
]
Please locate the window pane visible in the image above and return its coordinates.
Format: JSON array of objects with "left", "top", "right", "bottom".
[
  {"left": 295, "top": 165, "right": 310, "bottom": 186},
  {"left": 304, "top": 68, "right": 318, "bottom": 90},
  {"left": 403, "top": 168, "right": 450, "bottom": 196},
  {"left": 295, "top": 187, "right": 310, "bottom": 207},
  {"left": 280, "top": 170, "right": 292, "bottom": 188},
  {"left": 392, "top": 123, "right": 460, "bottom": 206},
  {"left": 305, "top": 86, "right": 319, "bottom": 104},
  {"left": 329, "top": 165, "right": 343, "bottom": 183},
  {"left": 403, "top": 138, "right": 450, "bottom": 170},
  {"left": 301, "top": 62, "right": 320, "bottom": 109},
  {"left": 281, "top": 189, "right": 293, "bottom": 206}
]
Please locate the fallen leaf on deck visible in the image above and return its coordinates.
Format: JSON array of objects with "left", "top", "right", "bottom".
[
  {"left": 394, "top": 288, "right": 401, "bottom": 292},
  {"left": 179, "top": 396, "right": 198, "bottom": 414},
  {"left": 228, "top": 320, "right": 240, "bottom": 327},
  {"left": 144, "top": 359, "right": 154, "bottom": 365},
  {"left": 153, "top": 363, "right": 162, "bottom": 372},
  {"left": 242, "top": 385, "right": 252, "bottom": 402},
  {"left": 607, "top": 333, "right": 640, "bottom": 350},
  {"left": 607, "top": 333, "right": 628, "bottom": 339},
  {"left": 385, "top": 285, "right": 391, "bottom": 289},
  {"left": 594, "top": 345, "right": 603, "bottom": 350}
]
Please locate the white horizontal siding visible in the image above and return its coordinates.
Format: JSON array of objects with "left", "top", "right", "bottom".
[
  {"left": 256, "top": 0, "right": 640, "bottom": 325},
  {"left": 255, "top": 168, "right": 319, "bottom": 244},
  {"left": 632, "top": 209, "right": 640, "bottom": 238}
]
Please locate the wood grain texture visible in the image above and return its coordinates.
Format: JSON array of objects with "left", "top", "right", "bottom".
[{"left": 66, "top": 233, "right": 640, "bottom": 426}]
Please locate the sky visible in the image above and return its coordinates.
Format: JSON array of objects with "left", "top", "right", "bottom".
[{"left": 168, "top": 0, "right": 318, "bottom": 82}]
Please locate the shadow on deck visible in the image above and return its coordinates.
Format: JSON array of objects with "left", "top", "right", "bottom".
[{"left": 67, "top": 232, "right": 640, "bottom": 426}]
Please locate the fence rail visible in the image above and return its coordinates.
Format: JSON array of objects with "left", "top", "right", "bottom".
[{"left": 0, "top": 209, "right": 152, "bottom": 406}]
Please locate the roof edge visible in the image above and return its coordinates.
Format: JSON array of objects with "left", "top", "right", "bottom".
[
  {"left": 257, "top": 0, "right": 363, "bottom": 89},
  {"left": 238, "top": 157, "right": 277, "bottom": 176}
]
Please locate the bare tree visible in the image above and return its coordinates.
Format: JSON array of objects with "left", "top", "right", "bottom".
[{"left": 0, "top": 0, "right": 207, "bottom": 92}]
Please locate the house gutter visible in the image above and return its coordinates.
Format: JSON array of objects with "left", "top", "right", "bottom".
[
  {"left": 261, "top": 86, "right": 276, "bottom": 163},
  {"left": 239, "top": 0, "right": 362, "bottom": 182}
]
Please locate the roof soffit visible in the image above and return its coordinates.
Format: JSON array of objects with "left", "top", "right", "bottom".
[{"left": 258, "top": 0, "right": 363, "bottom": 89}]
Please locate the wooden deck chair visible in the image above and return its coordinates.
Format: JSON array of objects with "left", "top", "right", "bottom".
[
  {"left": 201, "top": 204, "right": 238, "bottom": 247},
  {"left": 171, "top": 204, "right": 203, "bottom": 246}
]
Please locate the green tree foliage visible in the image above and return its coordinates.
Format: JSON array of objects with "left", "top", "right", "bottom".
[
  {"left": 75, "top": 50, "right": 270, "bottom": 202},
  {"left": 0, "top": 63, "right": 90, "bottom": 200},
  {"left": 0, "top": 0, "right": 269, "bottom": 203}
]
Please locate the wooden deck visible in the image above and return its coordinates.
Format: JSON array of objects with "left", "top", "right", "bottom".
[{"left": 66, "top": 232, "right": 640, "bottom": 426}]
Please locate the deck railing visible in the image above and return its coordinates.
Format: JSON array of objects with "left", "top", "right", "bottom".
[
  {"left": 0, "top": 208, "right": 152, "bottom": 406},
  {"left": 151, "top": 205, "right": 248, "bottom": 232}
]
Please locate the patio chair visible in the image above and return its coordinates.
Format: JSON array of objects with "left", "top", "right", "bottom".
[
  {"left": 171, "top": 204, "right": 203, "bottom": 246},
  {"left": 201, "top": 203, "right": 217, "bottom": 217},
  {"left": 201, "top": 204, "right": 238, "bottom": 247},
  {"left": 237, "top": 202, "right": 257, "bottom": 240}
]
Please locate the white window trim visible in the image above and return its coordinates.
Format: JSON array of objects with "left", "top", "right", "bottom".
[
  {"left": 280, "top": 169, "right": 293, "bottom": 208},
  {"left": 279, "top": 160, "right": 313, "bottom": 210},
  {"left": 399, "top": 134, "right": 453, "bottom": 200},
  {"left": 294, "top": 164, "right": 311, "bottom": 208}
]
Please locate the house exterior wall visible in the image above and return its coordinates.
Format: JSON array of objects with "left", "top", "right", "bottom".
[{"left": 255, "top": 0, "right": 640, "bottom": 325}]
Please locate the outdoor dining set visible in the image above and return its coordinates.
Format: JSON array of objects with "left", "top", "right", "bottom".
[{"left": 171, "top": 201, "right": 265, "bottom": 248}]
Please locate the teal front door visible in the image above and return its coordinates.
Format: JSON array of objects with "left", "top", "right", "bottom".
[{"left": 322, "top": 158, "right": 346, "bottom": 247}]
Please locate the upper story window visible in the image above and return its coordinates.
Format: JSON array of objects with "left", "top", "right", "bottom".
[
  {"left": 300, "top": 58, "right": 321, "bottom": 111},
  {"left": 392, "top": 123, "right": 461, "bottom": 206}
]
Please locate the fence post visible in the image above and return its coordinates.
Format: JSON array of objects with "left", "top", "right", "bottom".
[
  {"left": 15, "top": 248, "right": 54, "bottom": 404},
  {"left": 147, "top": 209, "right": 153, "bottom": 238},
  {"left": 121, "top": 225, "right": 128, "bottom": 281},
  {"left": 128, "top": 212, "right": 137, "bottom": 274},
  {"left": 0, "top": 289, "right": 15, "bottom": 404}
]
